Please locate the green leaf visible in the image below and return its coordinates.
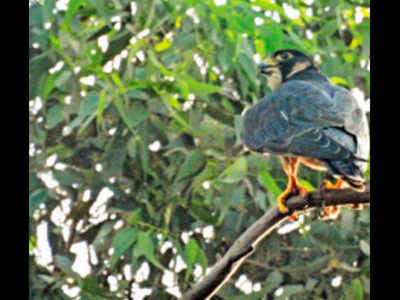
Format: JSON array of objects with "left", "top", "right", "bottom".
[
  {"left": 175, "top": 149, "right": 206, "bottom": 182},
  {"left": 126, "top": 104, "right": 149, "bottom": 130},
  {"left": 259, "top": 168, "right": 282, "bottom": 198},
  {"left": 279, "top": 284, "right": 304, "bottom": 297},
  {"left": 29, "top": 189, "right": 48, "bottom": 217},
  {"left": 350, "top": 278, "right": 363, "bottom": 300},
  {"left": 54, "top": 255, "right": 74, "bottom": 275},
  {"left": 359, "top": 240, "right": 370, "bottom": 256},
  {"left": 178, "top": 76, "right": 222, "bottom": 97},
  {"left": 46, "top": 104, "right": 64, "bottom": 129},
  {"left": 190, "top": 203, "right": 218, "bottom": 225},
  {"left": 64, "top": 0, "right": 85, "bottom": 28},
  {"left": 110, "top": 227, "right": 137, "bottom": 266},
  {"left": 185, "top": 239, "right": 207, "bottom": 281},
  {"left": 238, "top": 53, "right": 257, "bottom": 85},
  {"left": 219, "top": 157, "right": 247, "bottom": 183},
  {"left": 134, "top": 231, "right": 163, "bottom": 269}
]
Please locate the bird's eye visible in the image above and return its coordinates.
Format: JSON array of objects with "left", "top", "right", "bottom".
[{"left": 278, "top": 53, "right": 292, "bottom": 61}]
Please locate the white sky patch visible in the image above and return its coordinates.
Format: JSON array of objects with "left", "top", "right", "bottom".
[
  {"left": 98, "top": 35, "right": 109, "bottom": 53},
  {"left": 32, "top": 42, "right": 40, "bottom": 49},
  {"left": 56, "top": 0, "right": 70, "bottom": 11},
  {"left": 61, "top": 284, "right": 80, "bottom": 298},
  {"left": 202, "top": 180, "right": 211, "bottom": 190},
  {"left": 180, "top": 231, "right": 192, "bottom": 244},
  {"left": 235, "top": 274, "right": 253, "bottom": 294},
  {"left": 44, "top": 22, "right": 52, "bottom": 30},
  {"left": 64, "top": 95, "right": 72, "bottom": 105},
  {"left": 136, "top": 50, "right": 146, "bottom": 62},
  {"left": 62, "top": 126, "right": 72, "bottom": 136},
  {"left": 113, "top": 54, "right": 122, "bottom": 70},
  {"left": 182, "top": 99, "right": 194, "bottom": 111},
  {"left": 107, "top": 275, "right": 119, "bottom": 292},
  {"left": 110, "top": 15, "right": 121, "bottom": 23},
  {"left": 130, "top": 36, "right": 137, "bottom": 45},
  {"left": 355, "top": 7, "right": 364, "bottom": 24},
  {"left": 54, "top": 162, "right": 67, "bottom": 171},
  {"left": 33, "top": 221, "right": 54, "bottom": 269},
  {"left": 331, "top": 275, "right": 342, "bottom": 287},
  {"left": 123, "top": 264, "right": 133, "bottom": 280},
  {"left": 253, "top": 53, "right": 261, "bottom": 64},
  {"left": 46, "top": 154, "right": 58, "bottom": 168},
  {"left": 166, "top": 286, "right": 182, "bottom": 298},
  {"left": 90, "top": 49, "right": 97, "bottom": 55},
  {"left": 169, "top": 255, "right": 187, "bottom": 273},
  {"left": 252, "top": 6, "right": 261, "bottom": 12},
  {"left": 160, "top": 240, "right": 173, "bottom": 254},
  {"left": 254, "top": 17, "right": 264, "bottom": 26},
  {"left": 186, "top": 8, "right": 200, "bottom": 24},
  {"left": 130, "top": 2, "right": 137, "bottom": 15},
  {"left": 121, "top": 49, "right": 129, "bottom": 58},
  {"left": 137, "top": 29, "right": 151, "bottom": 39},
  {"left": 82, "top": 189, "right": 91, "bottom": 202},
  {"left": 38, "top": 171, "right": 59, "bottom": 189},
  {"left": 95, "top": 163, "right": 103, "bottom": 172},
  {"left": 193, "top": 264, "right": 204, "bottom": 281},
  {"left": 89, "top": 187, "right": 114, "bottom": 224},
  {"left": 314, "top": 54, "right": 322, "bottom": 64},
  {"left": 162, "top": 270, "right": 176, "bottom": 287},
  {"left": 305, "top": 29, "right": 314, "bottom": 40},
  {"left": 89, "top": 244, "right": 98, "bottom": 265},
  {"left": 49, "top": 61, "right": 64, "bottom": 74},
  {"left": 305, "top": 7, "right": 313, "bottom": 17},
  {"left": 29, "top": 96, "right": 43, "bottom": 115},
  {"left": 108, "top": 127, "right": 117, "bottom": 136},
  {"left": 149, "top": 140, "right": 162, "bottom": 152},
  {"left": 74, "top": 66, "right": 81, "bottom": 74},
  {"left": 135, "top": 262, "right": 151, "bottom": 282},
  {"left": 202, "top": 225, "right": 215, "bottom": 240},
  {"left": 214, "top": 0, "right": 227, "bottom": 6},
  {"left": 253, "top": 282, "right": 262, "bottom": 292},
  {"left": 113, "top": 220, "right": 124, "bottom": 230},
  {"left": 70, "top": 241, "right": 91, "bottom": 277},
  {"left": 275, "top": 287, "right": 284, "bottom": 296},
  {"left": 80, "top": 75, "right": 96, "bottom": 86},
  {"left": 304, "top": 0, "right": 314, "bottom": 4},
  {"left": 265, "top": 10, "right": 281, "bottom": 22},
  {"left": 131, "top": 283, "right": 152, "bottom": 300},
  {"left": 283, "top": 3, "right": 300, "bottom": 19}
]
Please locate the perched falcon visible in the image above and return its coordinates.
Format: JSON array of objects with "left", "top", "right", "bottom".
[{"left": 240, "top": 49, "right": 369, "bottom": 215}]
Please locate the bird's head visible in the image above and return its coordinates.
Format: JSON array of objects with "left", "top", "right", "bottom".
[{"left": 258, "top": 49, "right": 316, "bottom": 90}]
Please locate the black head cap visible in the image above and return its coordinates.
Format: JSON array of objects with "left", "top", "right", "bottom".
[{"left": 271, "top": 49, "right": 316, "bottom": 80}]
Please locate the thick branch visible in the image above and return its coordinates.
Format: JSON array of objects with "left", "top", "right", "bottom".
[{"left": 180, "top": 184, "right": 370, "bottom": 300}]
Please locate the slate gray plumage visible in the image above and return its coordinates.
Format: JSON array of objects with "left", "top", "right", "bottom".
[{"left": 241, "top": 68, "right": 369, "bottom": 187}]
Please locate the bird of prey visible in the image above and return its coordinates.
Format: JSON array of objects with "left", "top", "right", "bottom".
[{"left": 240, "top": 49, "right": 369, "bottom": 216}]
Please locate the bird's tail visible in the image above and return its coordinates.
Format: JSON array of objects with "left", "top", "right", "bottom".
[{"left": 324, "top": 159, "right": 366, "bottom": 191}]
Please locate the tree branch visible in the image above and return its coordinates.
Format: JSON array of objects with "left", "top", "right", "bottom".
[{"left": 180, "top": 184, "right": 370, "bottom": 300}]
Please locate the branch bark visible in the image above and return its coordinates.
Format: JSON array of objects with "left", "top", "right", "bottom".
[{"left": 180, "top": 184, "right": 370, "bottom": 300}]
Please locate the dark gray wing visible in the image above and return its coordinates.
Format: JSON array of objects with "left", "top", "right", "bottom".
[{"left": 240, "top": 80, "right": 369, "bottom": 169}]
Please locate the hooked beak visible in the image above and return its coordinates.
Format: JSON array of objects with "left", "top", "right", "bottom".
[{"left": 258, "top": 57, "right": 278, "bottom": 75}]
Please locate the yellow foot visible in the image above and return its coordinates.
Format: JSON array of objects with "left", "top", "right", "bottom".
[
  {"left": 277, "top": 183, "right": 308, "bottom": 214},
  {"left": 319, "top": 179, "right": 345, "bottom": 219},
  {"left": 320, "top": 205, "right": 341, "bottom": 220}
]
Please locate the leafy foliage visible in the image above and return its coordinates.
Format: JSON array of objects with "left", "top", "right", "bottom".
[{"left": 29, "top": 0, "right": 370, "bottom": 299}]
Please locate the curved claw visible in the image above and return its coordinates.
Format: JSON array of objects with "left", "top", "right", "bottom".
[
  {"left": 277, "top": 177, "right": 308, "bottom": 214},
  {"left": 319, "top": 179, "right": 345, "bottom": 219}
]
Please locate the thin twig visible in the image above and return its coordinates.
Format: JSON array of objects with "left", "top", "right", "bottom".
[{"left": 180, "top": 184, "right": 370, "bottom": 300}]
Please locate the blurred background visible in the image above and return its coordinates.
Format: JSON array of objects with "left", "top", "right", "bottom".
[{"left": 29, "top": 0, "right": 370, "bottom": 299}]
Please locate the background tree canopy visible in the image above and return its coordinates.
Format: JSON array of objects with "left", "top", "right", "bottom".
[{"left": 29, "top": 0, "right": 370, "bottom": 299}]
